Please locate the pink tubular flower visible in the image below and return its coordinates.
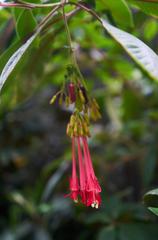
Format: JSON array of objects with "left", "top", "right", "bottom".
[
  {"left": 69, "top": 137, "right": 79, "bottom": 202},
  {"left": 68, "top": 136, "right": 101, "bottom": 208},
  {"left": 82, "top": 137, "right": 101, "bottom": 208}
]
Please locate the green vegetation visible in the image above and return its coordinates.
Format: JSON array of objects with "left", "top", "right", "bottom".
[{"left": 1, "top": 0, "right": 158, "bottom": 239}]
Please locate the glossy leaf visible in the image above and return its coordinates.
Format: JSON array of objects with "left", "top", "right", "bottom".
[
  {"left": 101, "top": 19, "right": 158, "bottom": 81},
  {"left": 0, "top": 40, "right": 21, "bottom": 71},
  {"left": 148, "top": 207, "right": 158, "bottom": 216},
  {"left": 144, "top": 189, "right": 158, "bottom": 207},
  {"left": 0, "top": 33, "right": 37, "bottom": 92},
  {"left": 0, "top": 8, "right": 58, "bottom": 92}
]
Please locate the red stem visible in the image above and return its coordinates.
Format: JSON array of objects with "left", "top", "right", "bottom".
[{"left": 0, "top": 2, "right": 33, "bottom": 9}]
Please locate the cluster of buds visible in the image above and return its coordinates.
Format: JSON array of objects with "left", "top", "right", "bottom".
[
  {"left": 66, "top": 112, "right": 90, "bottom": 138},
  {"left": 50, "top": 82, "right": 101, "bottom": 122},
  {"left": 50, "top": 63, "right": 101, "bottom": 122},
  {"left": 89, "top": 98, "right": 101, "bottom": 121}
]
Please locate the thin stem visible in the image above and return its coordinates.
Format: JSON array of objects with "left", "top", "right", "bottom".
[
  {"left": 18, "top": 0, "right": 62, "bottom": 8},
  {"left": 28, "top": 8, "right": 81, "bottom": 76},
  {"left": 62, "top": 1, "right": 87, "bottom": 88},
  {"left": 69, "top": 2, "right": 101, "bottom": 23},
  {"left": 36, "top": 5, "right": 61, "bottom": 32},
  {"left": 62, "top": 0, "right": 74, "bottom": 57},
  {"left": 41, "top": 7, "right": 80, "bottom": 35},
  {"left": 0, "top": 1, "right": 101, "bottom": 24},
  {"left": 0, "top": 2, "right": 33, "bottom": 9},
  {"left": 0, "top": 1, "right": 62, "bottom": 9},
  {"left": 1, "top": 0, "right": 101, "bottom": 89}
]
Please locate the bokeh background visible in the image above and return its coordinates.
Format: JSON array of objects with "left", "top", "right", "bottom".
[{"left": 1, "top": 1, "right": 158, "bottom": 239}]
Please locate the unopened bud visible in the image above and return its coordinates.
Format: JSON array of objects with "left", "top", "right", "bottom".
[
  {"left": 66, "top": 123, "right": 71, "bottom": 136},
  {"left": 92, "top": 98, "right": 100, "bottom": 109},
  {"left": 70, "top": 115, "right": 76, "bottom": 126},
  {"left": 68, "top": 83, "right": 76, "bottom": 103},
  {"left": 84, "top": 114, "right": 90, "bottom": 125},
  {"left": 79, "top": 85, "right": 89, "bottom": 104},
  {"left": 59, "top": 93, "right": 63, "bottom": 105},
  {"left": 50, "top": 95, "right": 57, "bottom": 104},
  {"left": 65, "top": 96, "right": 70, "bottom": 107},
  {"left": 74, "top": 122, "right": 78, "bottom": 136},
  {"left": 79, "top": 89, "right": 85, "bottom": 103},
  {"left": 82, "top": 121, "right": 90, "bottom": 137}
]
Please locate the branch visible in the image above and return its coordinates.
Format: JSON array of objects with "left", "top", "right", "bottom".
[{"left": 0, "top": 1, "right": 61, "bottom": 9}]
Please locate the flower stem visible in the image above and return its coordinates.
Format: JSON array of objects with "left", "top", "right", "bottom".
[
  {"left": 62, "top": 1, "right": 87, "bottom": 89},
  {"left": 0, "top": 1, "right": 62, "bottom": 9}
]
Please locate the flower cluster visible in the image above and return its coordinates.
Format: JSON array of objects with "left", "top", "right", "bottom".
[
  {"left": 50, "top": 65, "right": 102, "bottom": 208},
  {"left": 67, "top": 112, "right": 90, "bottom": 137},
  {"left": 50, "top": 66, "right": 101, "bottom": 121},
  {"left": 70, "top": 136, "right": 101, "bottom": 208}
]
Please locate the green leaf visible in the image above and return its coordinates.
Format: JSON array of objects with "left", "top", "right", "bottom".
[
  {"left": 16, "top": 9, "right": 37, "bottom": 39},
  {"left": 144, "top": 189, "right": 158, "bottom": 207},
  {"left": 0, "top": 8, "right": 59, "bottom": 92},
  {"left": 144, "top": 19, "right": 158, "bottom": 41},
  {"left": 101, "top": 19, "right": 158, "bottom": 81},
  {"left": 103, "top": 0, "right": 134, "bottom": 28},
  {"left": 0, "top": 40, "right": 21, "bottom": 71},
  {"left": 128, "top": 0, "right": 158, "bottom": 18},
  {"left": 0, "top": 33, "right": 37, "bottom": 92},
  {"left": 148, "top": 207, "right": 158, "bottom": 216},
  {"left": 98, "top": 226, "right": 116, "bottom": 240},
  {"left": 12, "top": 8, "right": 24, "bottom": 21}
]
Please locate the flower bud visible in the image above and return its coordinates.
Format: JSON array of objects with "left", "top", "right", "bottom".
[
  {"left": 79, "top": 85, "right": 89, "bottom": 104},
  {"left": 68, "top": 83, "right": 76, "bottom": 103},
  {"left": 79, "top": 90, "right": 85, "bottom": 103},
  {"left": 50, "top": 95, "right": 57, "bottom": 104}
]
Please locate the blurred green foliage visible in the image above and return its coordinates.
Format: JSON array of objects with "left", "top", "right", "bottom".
[{"left": 1, "top": 0, "right": 158, "bottom": 239}]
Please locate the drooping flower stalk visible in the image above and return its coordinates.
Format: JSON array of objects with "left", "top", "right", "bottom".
[{"left": 50, "top": 65, "right": 102, "bottom": 208}]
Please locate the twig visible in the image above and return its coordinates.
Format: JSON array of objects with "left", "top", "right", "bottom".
[{"left": 0, "top": 1, "right": 61, "bottom": 9}]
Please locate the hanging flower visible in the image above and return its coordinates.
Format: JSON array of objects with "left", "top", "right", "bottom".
[
  {"left": 50, "top": 65, "right": 102, "bottom": 208},
  {"left": 69, "top": 136, "right": 101, "bottom": 208}
]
